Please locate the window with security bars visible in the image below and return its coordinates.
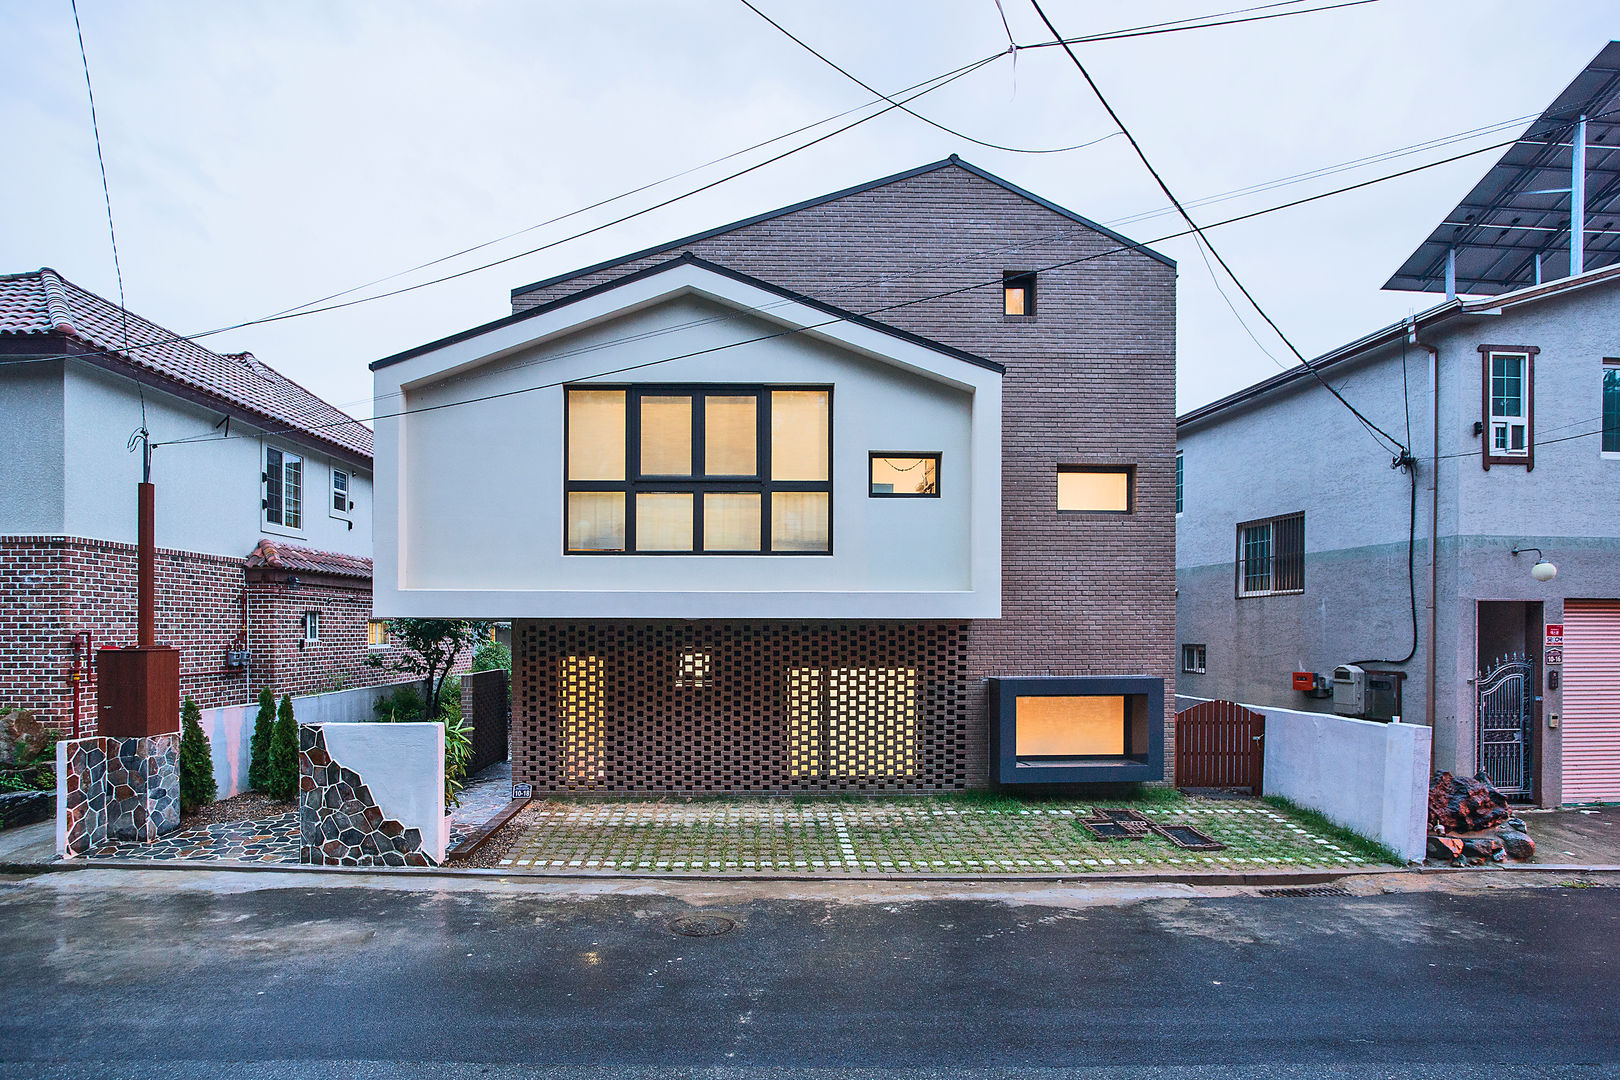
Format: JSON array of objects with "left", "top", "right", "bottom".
[
  {"left": 1237, "top": 512, "right": 1304, "bottom": 597},
  {"left": 1181, "top": 643, "right": 1206, "bottom": 674},
  {"left": 1603, "top": 360, "right": 1620, "bottom": 456},
  {"left": 565, "top": 384, "right": 830, "bottom": 554}
]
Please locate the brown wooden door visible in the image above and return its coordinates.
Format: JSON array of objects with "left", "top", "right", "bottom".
[{"left": 1175, "top": 701, "right": 1265, "bottom": 794}]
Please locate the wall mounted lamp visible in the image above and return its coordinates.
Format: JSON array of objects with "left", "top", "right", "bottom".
[{"left": 1511, "top": 546, "right": 1558, "bottom": 582}]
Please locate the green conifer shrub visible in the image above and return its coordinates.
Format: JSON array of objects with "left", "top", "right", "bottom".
[
  {"left": 248, "top": 685, "right": 275, "bottom": 793},
  {"left": 267, "top": 694, "right": 299, "bottom": 802},
  {"left": 178, "top": 696, "right": 218, "bottom": 813}
]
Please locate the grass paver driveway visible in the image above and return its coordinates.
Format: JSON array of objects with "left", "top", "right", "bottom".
[{"left": 498, "top": 792, "right": 1383, "bottom": 874}]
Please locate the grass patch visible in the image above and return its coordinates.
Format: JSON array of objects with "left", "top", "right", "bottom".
[
  {"left": 1103, "top": 784, "right": 1186, "bottom": 807},
  {"left": 1262, "top": 795, "right": 1405, "bottom": 865},
  {"left": 932, "top": 790, "right": 1027, "bottom": 812}
]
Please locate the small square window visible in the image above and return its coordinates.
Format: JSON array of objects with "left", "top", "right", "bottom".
[
  {"left": 869, "top": 453, "right": 940, "bottom": 497},
  {"left": 367, "top": 619, "right": 389, "bottom": 649},
  {"left": 332, "top": 469, "right": 351, "bottom": 517},
  {"left": 302, "top": 611, "right": 320, "bottom": 643},
  {"left": 1181, "top": 644, "right": 1206, "bottom": 674},
  {"left": 1003, "top": 271, "right": 1036, "bottom": 317},
  {"left": 676, "top": 649, "right": 711, "bottom": 689},
  {"left": 1057, "top": 466, "right": 1132, "bottom": 512}
]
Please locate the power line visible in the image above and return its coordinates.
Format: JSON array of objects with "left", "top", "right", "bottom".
[
  {"left": 737, "top": 0, "right": 1119, "bottom": 155},
  {"left": 1028, "top": 0, "right": 1385, "bottom": 49},
  {"left": 1028, "top": 0, "right": 1406, "bottom": 456},
  {"left": 69, "top": 0, "right": 128, "bottom": 355}
]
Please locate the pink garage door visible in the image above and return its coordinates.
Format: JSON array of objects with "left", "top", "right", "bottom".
[{"left": 1563, "top": 600, "right": 1620, "bottom": 803}]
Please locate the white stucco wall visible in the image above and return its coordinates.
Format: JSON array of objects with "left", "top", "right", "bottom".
[
  {"left": 374, "top": 264, "right": 1001, "bottom": 619},
  {"left": 315, "top": 721, "right": 448, "bottom": 864},
  {"left": 199, "top": 681, "right": 416, "bottom": 799},
  {"left": 0, "top": 358, "right": 66, "bottom": 533},
  {"left": 1178, "top": 696, "right": 1430, "bottom": 862},
  {"left": 31, "top": 360, "right": 374, "bottom": 560}
]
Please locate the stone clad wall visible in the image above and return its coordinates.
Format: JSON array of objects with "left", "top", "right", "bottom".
[
  {"left": 57, "top": 733, "right": 179, "bottom": 857},
  {"left": 298, "top": 724, "right": 435, "bottom": 866}
]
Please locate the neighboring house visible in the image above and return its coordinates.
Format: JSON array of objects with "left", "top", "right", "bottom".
[
  {"left": 373, "top": 157, "right": 1177, "bottom": 794},
  {"left": 0, "top": 268, "right": 392, "bottom": 736},
  {"left": 1177, "top": 47, "right": 1620, "bottom": 806}
]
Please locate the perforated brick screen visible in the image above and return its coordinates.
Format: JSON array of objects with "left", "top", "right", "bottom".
[{"left": 513, "top": 620, "right": 969, "bottom": 793}]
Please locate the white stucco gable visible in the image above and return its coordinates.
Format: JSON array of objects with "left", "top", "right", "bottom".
[{"left": 372, "top": 256, "right": 1002, "bottom": 620}]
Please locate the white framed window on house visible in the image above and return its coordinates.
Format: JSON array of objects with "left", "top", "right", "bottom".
[
  {"left": 331, "top": 468, "right": 351, "bottom": 518},
  {"left": 1175, "top": 451, "right": 1184, "bottom": 514},
  {"left": 1236, "top": 512, "right": 1304, "bottom": 597},
  {"left": 263, "top": 446, "right": 304, "bottom": 530},
  {"left": 366, "top": 619, "right": 390, "bottom": 649},
  {"left": 1603, "top": 358, "right": 1620, "bottom": 457},
  {"left": 302, "top": 611, "right": 320, "bottom": 643},
  {"left": 563, "top": 384, "right": 831, "bottom": 555},
  {"left": 1480, "top": 346, "right": 1537, "bottom": 469},
  {"left": 1181, "top": 644, "right": 1206, "bottom": 674}
]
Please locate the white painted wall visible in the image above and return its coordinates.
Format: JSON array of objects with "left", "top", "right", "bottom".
[
  {"left": 374, "top": 264, "right": 1001, "bottom": 619},
  {"left": 1178, "top": 696, "right": 1430, "bottom": 861},
  {"left": 5, "top": 359, "right": 374, "bottom": 560},
  {"left": 0, "top": 359, "right": 65, "bottom": 533},
  {"left": 199, "top": 681, "right": 416, "bottom": 799},
  {"left": 314, "top": 721, "right": 448, "bottom": 864}
]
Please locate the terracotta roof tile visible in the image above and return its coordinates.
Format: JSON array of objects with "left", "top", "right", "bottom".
[
  {"left": 245, "top": 539, "right": 372, "bottom": 579},
  {"left": 0, "top": 269, "right": 371, "bottom": 460}
]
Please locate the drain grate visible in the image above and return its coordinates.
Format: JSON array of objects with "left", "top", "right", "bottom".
[
  {"left": 1257, "top": 885, "right": 1352, "bottom": 898},
  {"left": 668, "top": 915, "right": 737, "bottom": 937}
]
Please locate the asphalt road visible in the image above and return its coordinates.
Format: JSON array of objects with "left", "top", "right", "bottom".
[{"left": 1, "top": 870, "right": 1617, "bottom": 1079}]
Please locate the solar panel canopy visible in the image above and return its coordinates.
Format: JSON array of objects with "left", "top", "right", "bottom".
[{"left": 1385, "top": 41, "right": 1620, "bottom": 295}]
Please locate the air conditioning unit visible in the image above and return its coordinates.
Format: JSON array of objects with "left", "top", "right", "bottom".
[{"left": 1332, "top": 665, "right": 1364, "bottom": 715}]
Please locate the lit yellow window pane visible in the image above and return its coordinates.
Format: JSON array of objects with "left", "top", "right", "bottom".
[
  {"left": 566, "top": 390, "right": 625, "bottom": 481},
  {"left": 705, "top": 395, "right": 757, "bottom": 476},
  {"left": 1004, "top": 285, "right": 1027, "bottom": 316},
  {"left": 640, "top": 395, "right": 692, "bottom": 476},
  {"left": 1057, "top": 468, "right": 1129, "bottom": 511},
  {"left": 635, "top": 492, "right": 693, "bottom": 551},
  {"left": 771, "top": 491, "right": 829, "bottom": 552},
  {"left": 366, "top": 620, "right": 389, "bottom": 647},
  {"left": 1014, "top": 696, "right": 1125, "bottom": 756},
  {"left": 870, "top": 455, "right": 937, "bottom": 495},
  {"left": 771, "top": 390, "right": 829, "bottom": 481},
  {"left": 567, "top": 492, "right": 626, "bottom": 551},
  {"left": 703, "top": 492, "right": 760, "bottom": 551}
]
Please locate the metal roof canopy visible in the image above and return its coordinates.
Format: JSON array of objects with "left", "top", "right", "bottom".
[{"left": 1385, "top": 41, "right": 1620, "bottom": 295}]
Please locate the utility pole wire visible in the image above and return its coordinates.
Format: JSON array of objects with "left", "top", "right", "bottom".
[{"left": 1028, "top": 0, "right": 1408, "bottom": 457}]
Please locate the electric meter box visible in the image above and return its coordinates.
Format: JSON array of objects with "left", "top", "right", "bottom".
[{"left": 1332, "top": 665, "right": 1364, "bottom": 715}]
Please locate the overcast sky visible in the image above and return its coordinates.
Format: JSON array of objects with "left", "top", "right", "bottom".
[{"left": 4, "top": 0, "right": 1617, "bottom": 421}]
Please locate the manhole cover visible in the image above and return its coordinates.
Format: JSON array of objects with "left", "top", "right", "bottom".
[
  {"left": 668, "top": 915, "right": 736, "bottom": 937},
  {"left": 1257, "top": 885, "right": 1351, "bottom": 898}
]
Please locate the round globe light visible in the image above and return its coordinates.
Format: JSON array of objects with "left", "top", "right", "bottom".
[{"left": 1531, "top": 559, "right": 1557, "bottom": 582}]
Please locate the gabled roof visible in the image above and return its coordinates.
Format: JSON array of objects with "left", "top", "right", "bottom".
[
  {"left": 1385, "top": 41, "right": 1620, "bottom": 295},
  {"left": 1179, "top": 259, "right": 1620, "bottom": 429},
  {"left": 245, "top": 538, "right": 372, "bottom": 579},
  {"left": 507, "top": 155, "right": 1174, "bottom": 300},
  {"left": 0, "top": 268, "right": 372, "bottom": 461},
  {"left": 373, "top": 252, "right": 1004, "bottom": 374}
]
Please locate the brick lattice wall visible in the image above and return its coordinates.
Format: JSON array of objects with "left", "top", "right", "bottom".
[
  {"left": 513, "top": 620, "right": 968, "bottom": 794},
  {"left": 511, "top": 165, "right": 1178, "bottom": 784},
  {"left": 0, "top": 535, "right": 392, "bottom": 736}
]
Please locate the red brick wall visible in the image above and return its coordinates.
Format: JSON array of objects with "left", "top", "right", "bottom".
[
  {"left": 511, "top": 165, "right": 1178, "bottom": 784},
  {"left": 0, "top": 535, "right": 394, "bottom": 736}
]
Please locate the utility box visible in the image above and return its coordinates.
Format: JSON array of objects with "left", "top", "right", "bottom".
[
  {"left": 95, "top": 645, "right": 180, "bottom": 737},
  {"left": 1363, "top": 670, "right": 1405, "bottom": 722},
  {"left": 1332, "top": 664, "right": 1364, "bottom": 716}
]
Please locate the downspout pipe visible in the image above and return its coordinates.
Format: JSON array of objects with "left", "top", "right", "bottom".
[{"left": 1408, "top": 318, "right": 1440, "bottom": 729}]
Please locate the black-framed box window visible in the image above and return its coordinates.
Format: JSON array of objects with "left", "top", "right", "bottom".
[
  {"left": 869, "top": 452, "right": 939, "bottom": 497},
  {"left": 1003, "top": 271, "right": 1036, "bottom": 317},
  {"left": 565, "top": 384, "right": 831, "bottom": 554},
  {"left": 1057, "top": 465, "right": 1133, "bottom": 513},
  {"left": 988, "top": 676, "right": 1165, "bottom": 786}
]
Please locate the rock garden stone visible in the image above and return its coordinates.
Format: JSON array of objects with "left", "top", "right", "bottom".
[{"left": 1428, "top": 771, "right": 1511, "bottom": 834}]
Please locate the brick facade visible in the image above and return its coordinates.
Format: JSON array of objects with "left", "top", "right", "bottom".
[
  {"left": 0, "top": 534, "right": 393, "bottom": 736},
  {"left": 506, "top": 163, "right": 1177, "bottom": 791}
]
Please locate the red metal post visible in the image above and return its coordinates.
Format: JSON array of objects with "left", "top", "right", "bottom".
[{"left": 137, "top": 481, "right": 155, "bottom": 648}]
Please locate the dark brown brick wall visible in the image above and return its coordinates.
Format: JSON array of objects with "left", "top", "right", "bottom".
[
  {"left": 511, "top": 164, "right": 1177, "bottom": 785},
  {"left": 0, "top": 535, "right": 395, "bottom": 735}
]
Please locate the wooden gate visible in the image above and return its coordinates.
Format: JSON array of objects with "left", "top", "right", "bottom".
[{"left": 1175, "top": 701, "right": 1265, "bottom": 793}]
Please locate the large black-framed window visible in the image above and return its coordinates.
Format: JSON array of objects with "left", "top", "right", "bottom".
[{"left": 564, "top": 384, "right": 832, "bottom": 555}]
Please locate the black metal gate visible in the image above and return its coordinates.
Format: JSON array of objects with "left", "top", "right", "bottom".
[{"left": 1476, "top": 654, "right": 1533, "bottom": 797}]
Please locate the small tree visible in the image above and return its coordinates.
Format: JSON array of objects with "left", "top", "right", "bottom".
[
  {"left": 365, "top": 619, "right": 490, "bottom": 718},
  {"left": 471, "top": 636, "right": 510, "bottom": 673},
  {"left": 267, "top": 694, "right": 299, "bottom": 802},
  {"left": 247, "top": 685, "right": 275, "bottom": 794},
  {"left": 178, "top": 696, "right": 217, "bottom": 813}
]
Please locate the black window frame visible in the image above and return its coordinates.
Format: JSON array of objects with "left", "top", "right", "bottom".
[
  {"left": 1056, "top": 464, "right": 1135, "bottom": 514},
  {"left": 563, "top": 383, "right": 834, "bottom": 556},
  {"left": 867, "top": 451, "right": 941, "bottom": 498},
  {"left": 1181, "top": 643, "right": 1206, "bottom": 674},
  {"left": 1003, "top": 271, "right": 1037, "bottom": 317},
  {"left": 1175, "top": 451, "right": 1184, "bottom": 514},
  {"left": 1235, "top": 511, "right": 1305, "bottom": 597}
]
